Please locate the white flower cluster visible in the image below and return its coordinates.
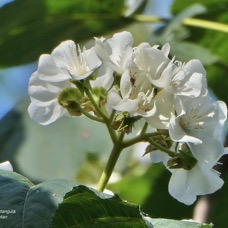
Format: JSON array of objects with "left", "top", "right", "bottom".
[{"left": 28, "top": 31, "right": 227, "bottom": 205}]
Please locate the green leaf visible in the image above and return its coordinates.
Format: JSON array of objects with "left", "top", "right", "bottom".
[
  {"left": 0, "top": 170, "right": 76, "bottom": 227},
  {"left": 51, "top": 185, "right": 149, "bottom": 227},
  {"left": 169, "top": 41, "right": 218, "bottom": 65},
  {"left": 163, "top": 3, "right": 206, "bottom": 36},
  {"left": 149, "top": 218, "right": 213, "bottom": 228},
  {"left": 171, "top": 0, "right": 228, "bottom": 104},
  {"left": 0, "top": 0, "right": 142, "bottom": 67}
]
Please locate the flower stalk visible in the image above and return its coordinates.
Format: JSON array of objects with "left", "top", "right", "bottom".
[{"left": 96, "top": 132, "right": 125, "bottom": 192}]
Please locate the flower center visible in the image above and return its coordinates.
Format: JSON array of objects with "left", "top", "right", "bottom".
[{"left": 68, "top": 45, "right": 89, "bottom": 77}]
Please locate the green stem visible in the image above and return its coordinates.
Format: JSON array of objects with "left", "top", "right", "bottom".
[
  {"left": 122, "top": 131, "right": 168, "bottom": 149},
  {"left": 147, "top": 138, "right": 174, "bottom": 157},
  {"left": 183, "top": 18, "right": 228, "bottom": 33},
  {"left": 79, "top": 107, "right": 104, "bottom": 123},
  {"left": 84, "top": 87, "right": 109, "bottom": 122},
  {"left": 84, "top": 87, "right": 117, "bottom": 143},
  {"left": 96, "top": 132, "right": 125, "bottom": 192},
  {"left": 131, "top": 15, "right": 228, "bottom": 33},
  {"left": 140, "top": 122, "right": 148, "bottom": 136}
]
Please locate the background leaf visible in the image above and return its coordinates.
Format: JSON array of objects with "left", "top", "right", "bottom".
[
  {"left": 171, "top": 0, "right": 228, "bottom": 104},
  {"left": 149, "top": 218, "right": 213, "bottom": 228},
  {"left": 14, "top": 100, "right": 113, "bottom": 181},
  {"left": 0, "top": 0, "right": 145, "bottom": 67},
  {"left": 0, "top": 110, "right": 24, "bottom": 171},
  {"left": 0, "top": 170, "right": 75, "bottom": 227}
]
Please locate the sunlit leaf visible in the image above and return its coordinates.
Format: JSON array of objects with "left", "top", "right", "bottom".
[
  {"left": 51, "top": 185, "right": 150, "bottom": 227},
  {"left": 0, "top": 170, "right": 151, "bottom": 227}
]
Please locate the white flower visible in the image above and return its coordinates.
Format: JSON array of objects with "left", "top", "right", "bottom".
[
  {"left": 133, "top": 42, "right": 172, "bottom": 86},
  {"left": 90, "top": 64, "right": 114, "bottom": 91},
  {"left": 145, "top": 59, "right": 207, "bottom": 129},
  {"left": 168, "top": 159, "right": 223, "bottom": 205},
  {"left": 150, "top": 149, "right": 224, "bottom": 205},
  {"left": 131, "top": 42, "right": 174, "bottom": 128},
  {"left": 28, "top": 54, "right": 71, "bottom": 125},
  {"left": 94, "top": 31, "right": 134, "bottom": 74},
  {"left": 0, "top": 161, "right": 13, "bottom": 171},
  {"left": 107, "top": 67, "right": 156, "bottom": 116},
  {"left": 52, "top": 40, "right": 101, "bottom": 80},
  {"left": 169, "top": 94, "right": 227, "bottom": 162}
]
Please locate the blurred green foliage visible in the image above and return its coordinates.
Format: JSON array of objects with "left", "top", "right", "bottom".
[
  {"left": 0, "top": 0, "right": 129, "bottom": 67},
  {"left": 171, "top": 0, "right": 228, "bottom": 104}
]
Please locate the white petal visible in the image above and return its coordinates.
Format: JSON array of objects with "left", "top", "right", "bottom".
[
  {"left": 107, "top": 90, "right": 123, "bottom": 107},
  {"left": 107, "top": 90, "right": 138, "bottom": 112},
  {"left": 90, "top": 65, "right": 114, "bottom": 90},
  {"left": 135, "top": 43, "right": 168, "bottom": 80},
  {"left": 178, "top": 72, "right": 206, "bottom": 98},
  {"left": 51, "top": 40, "right": 76, "bottom": 68},
  {"left": 95, "top": 31, "right": 133, "bottom": 73},
  {"left": 83, "top": 47, "right": 102, "bottom": 71},
  {"left": 185, "top": 59, "right": 206, "bottom": 77},
  {"left": 217, "top": 101, "right": 227, "bottom": 126},
  {"left": 108, "top": 31, "right": 133, "bottom": 63},
  {"left": 37, "top": 54, "right": 70, "bottom": 82},
  {"left": 28, "top": 101, "right": 66, "bottom": 125},
  {"left": 161, "top": 43, "right": 170, "bottom": 57},
  {"left": 150, "top": 62, "right": 174, "bottom": 88},
  {"left": 168, "top": 164, "right": 223, "bottom": 205},
  {"left": 120, "top": 69, "right": 132, "bottom": 99},
  {"left": 29, "top": 73, "right": 71, "bottom": 102},
  {"left": 169, "top": 115, "right": 202, "bottom": 145},
  {"left": 188, "top": 137, "right": 224, "bottom": 163},
  {"left": 0, "top": 161, "right": 13, "bottom": 171},
  {"left": 145, "top": 88, "right": 174, "bottom": 129}
]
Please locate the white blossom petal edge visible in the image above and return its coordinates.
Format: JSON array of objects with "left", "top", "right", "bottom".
[
  {"left": 168, "top": 161, "right": 223, "bottom": 205},
  {"left": 28, "top": 54, "right": 71, "bottom": 125},
  {"left": 0, "top": 161, "right": 13, "bottom": 171}
]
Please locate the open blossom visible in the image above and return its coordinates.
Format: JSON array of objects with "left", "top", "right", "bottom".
[
  {"left": 150, "top": 148, "right": 225, "bottom": 205},
  {"left": 107, "top": 67, "right": 156, "bottom": 116},
  {"left": 28, "top": 40, "right": 101, "bottom": 125},
  {"left": 28, "top": 54, "right": 71, "bottom": 125},
  {"left": 133, "top": 42, "right": 172, "bottom": 86},
  {"left": 168, "top": 158, "right": 224, "bottom": 205},
  {"left": 169, "top": 94, "right": 227, "bottom": 162},
  {"left": 52, "top": 40, "right": 101, "bottom": 80},
  {"left": 145, "top": 59, "right": 207, "bottom": 129},
  {"left": 106, "top": 41, "right": 171, "bottom": 117},
  {"left": 94, "top": 31, "right": 133, "bottom": 74},
  {"left": 91, "top": 31, "right": 134, "bottom": 91}
]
